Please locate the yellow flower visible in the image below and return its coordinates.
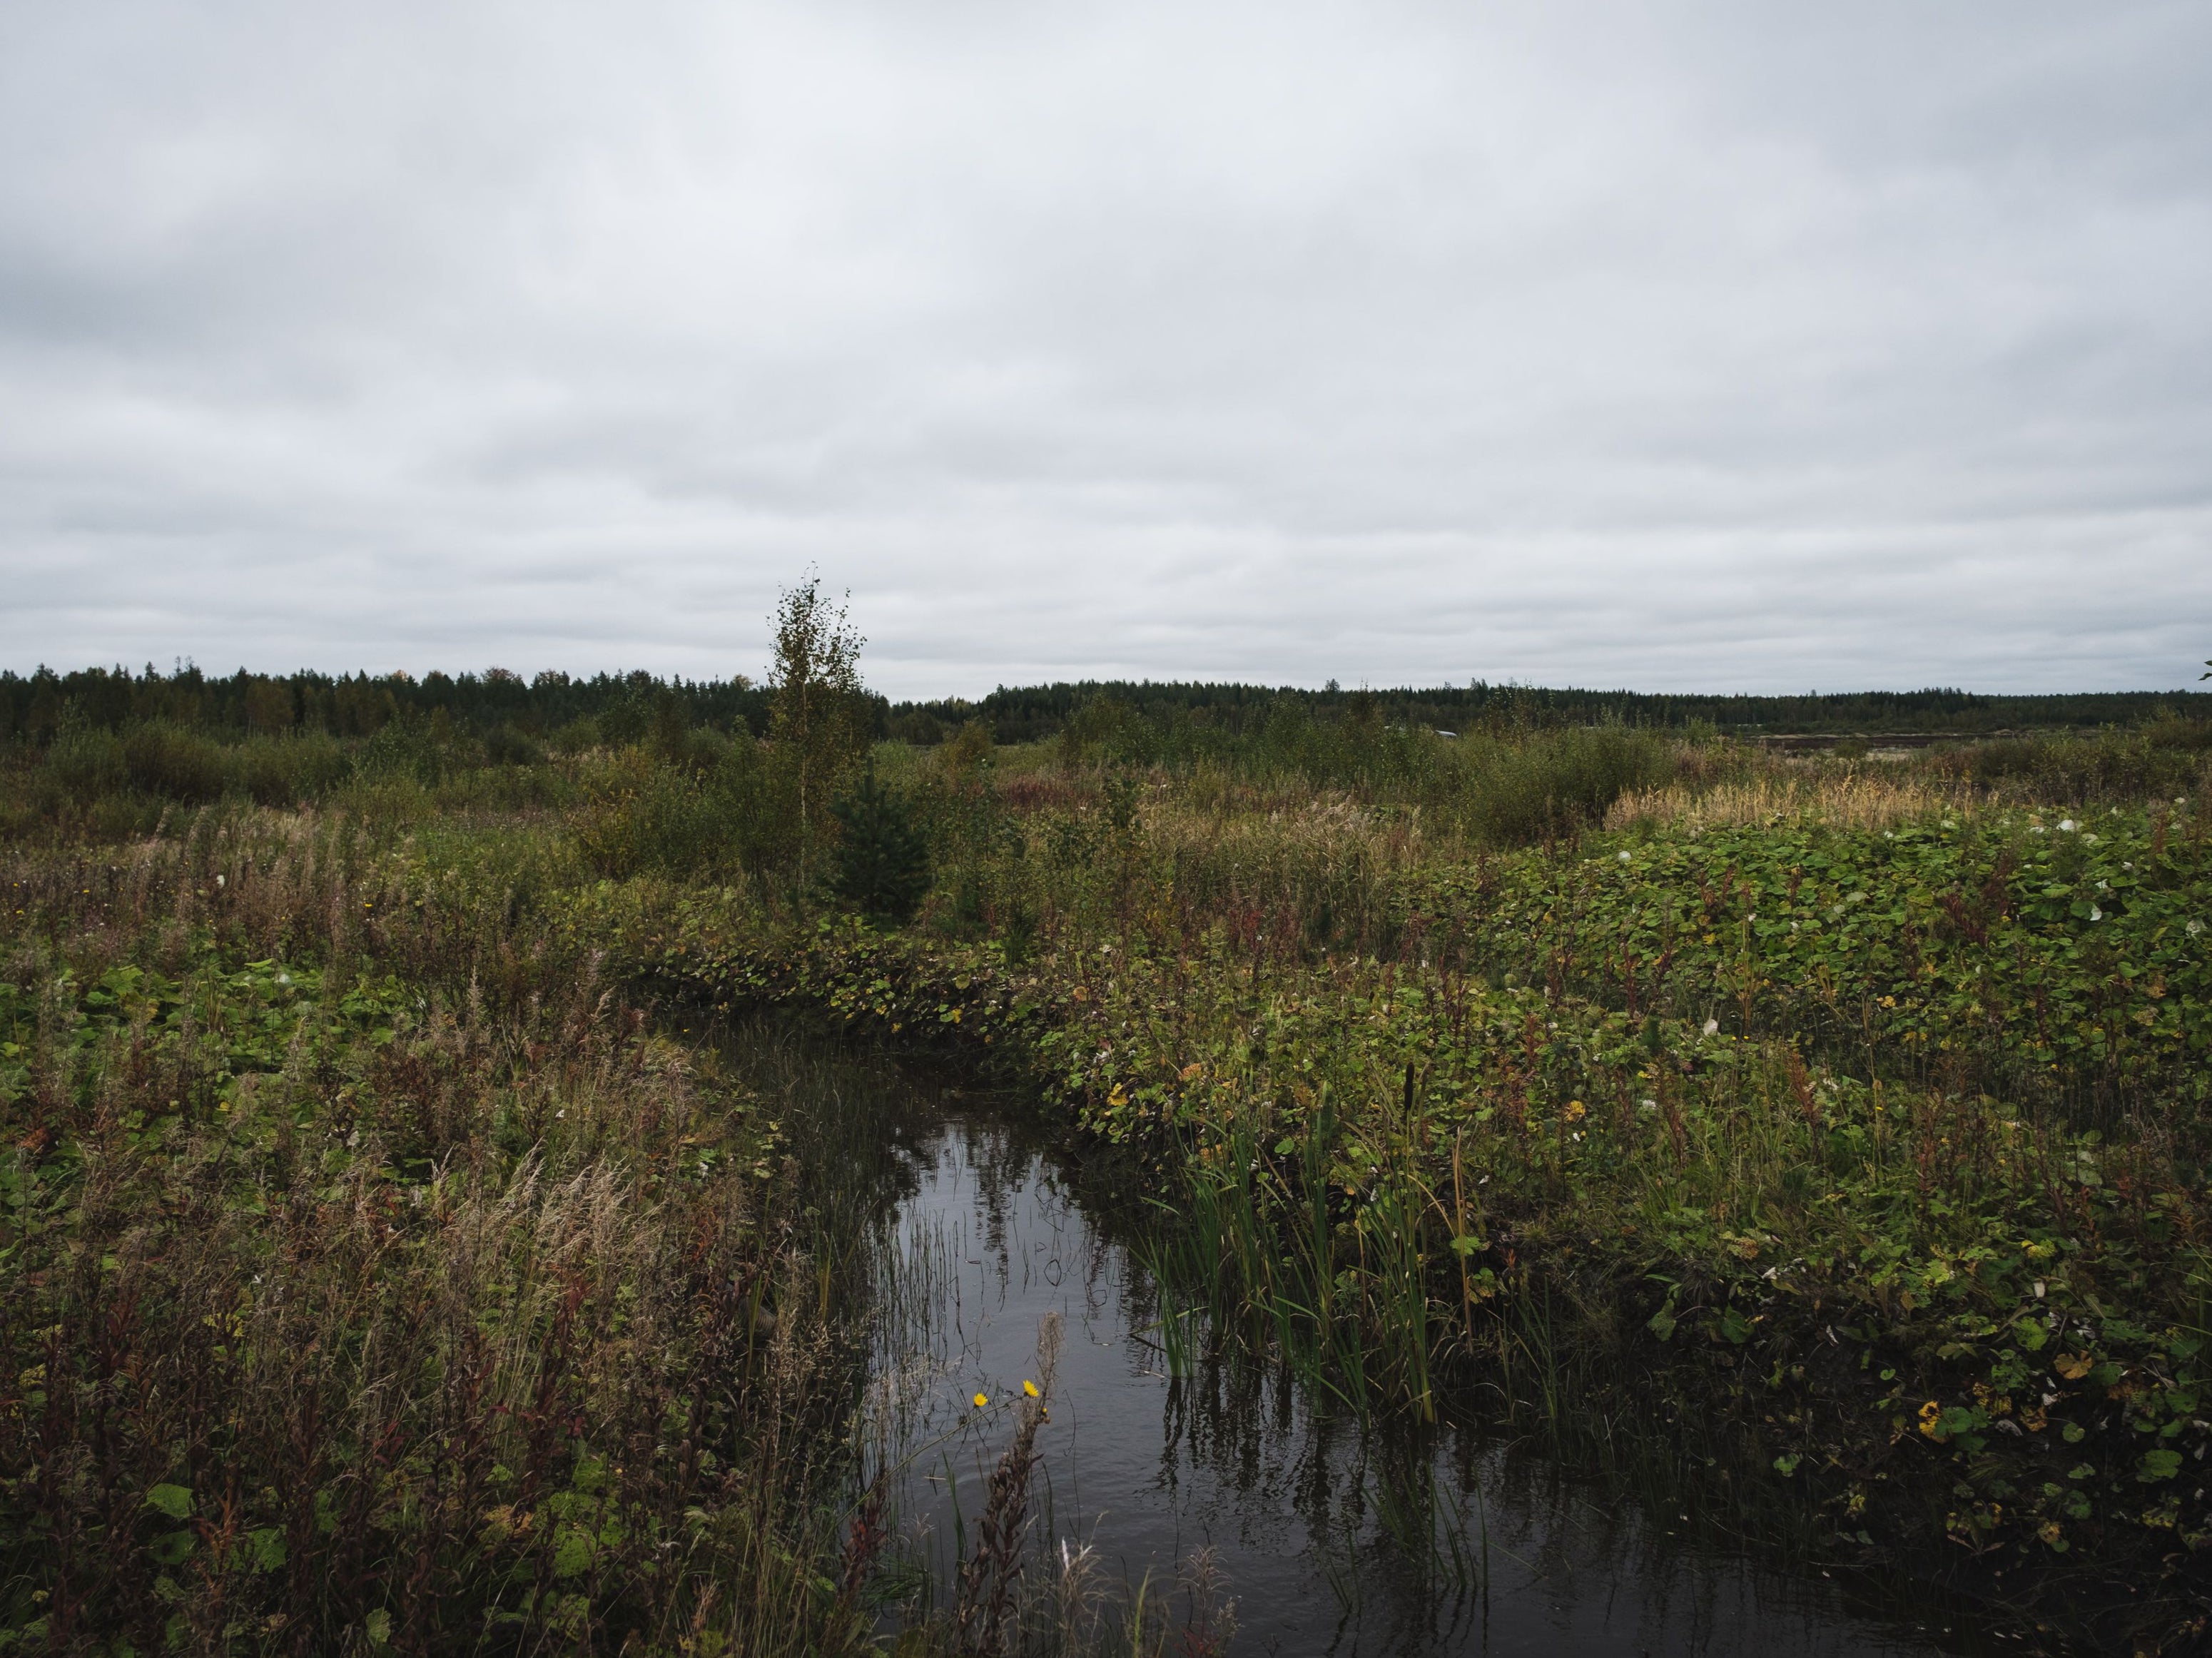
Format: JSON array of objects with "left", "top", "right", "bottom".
[
  {"left": 1563, "top": 1100, "right": 1586, "bottom": 1121},
  {"left": 1023, "top": 1380, "right": 1040, "bottom": 1398},
  {"left": 973, "top": 1392, "right": 989, "bottom": 1409}
]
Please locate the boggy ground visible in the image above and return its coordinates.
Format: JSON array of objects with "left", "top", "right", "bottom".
[
  {"left": 644, "top": 764, "right": 2212, "bottom": 1654},
  {"left": 0, "top": 809, "right": 1242, "bottom": 1657},
  {"left": 5, "top": 721, "right": 2212, "bottom": 1654}
]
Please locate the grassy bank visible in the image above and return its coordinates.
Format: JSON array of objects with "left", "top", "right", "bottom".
[{"left": 0, "top": 817, "right": 893, "bottom": 1655}]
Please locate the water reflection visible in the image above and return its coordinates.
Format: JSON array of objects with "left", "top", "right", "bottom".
[{"left": 861, "top": 1115, "right": 1971, "bottom": 1657}]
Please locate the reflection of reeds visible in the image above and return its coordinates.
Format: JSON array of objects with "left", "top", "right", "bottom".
[{"left": 854, "top": 1129, "right": 1252, "bottom": 1657}]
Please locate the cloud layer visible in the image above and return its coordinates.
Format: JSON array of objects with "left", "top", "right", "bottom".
[{"left": 3, "top": 0, "right": 2208, "bottom": 695}]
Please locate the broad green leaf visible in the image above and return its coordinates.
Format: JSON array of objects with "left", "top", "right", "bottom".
[{"left": 145, "top": 1483, "right": 193, "bottom": 1520}]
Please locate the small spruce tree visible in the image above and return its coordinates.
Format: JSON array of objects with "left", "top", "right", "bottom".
[{"left": 827, "top": 763, "right": 930, "bottom": 925}]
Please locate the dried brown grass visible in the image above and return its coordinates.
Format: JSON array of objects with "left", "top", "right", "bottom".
[{"left": 1604, "top": 767, "right": 1971, "bottom": 833}]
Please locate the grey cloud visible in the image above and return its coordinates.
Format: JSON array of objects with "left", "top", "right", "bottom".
[{"left": 0, "top": 0, "right": 2207, "bottom": 696}]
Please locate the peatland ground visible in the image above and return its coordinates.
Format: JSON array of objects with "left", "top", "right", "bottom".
[{"left": 6, "top": 637, "right": 2212, "bottom": 1654}]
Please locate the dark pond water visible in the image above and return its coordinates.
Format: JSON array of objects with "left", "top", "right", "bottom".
[{"left": 855, "top": 1110, "right": 1992, "bottom": 1657}]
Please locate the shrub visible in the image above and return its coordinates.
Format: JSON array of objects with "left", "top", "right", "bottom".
[
  {"left": 707, "top": 737, "right": 798, "bottom": 875},
  {"left": 574, "top": 754, "right": 716, "bottom": 878},
  {"left": 888, "top": 708, "right": 946, "bottom": 745},
  {"left": 1949, "top": 729, "right": 2212, "bottom": 805},
  {"left": 232, "top": 731, "right": 350, "bottom": 805},
  {"left": 1057, "top": 696, "right": 1147, "bottom": 768},
  {"left": 121, "top": 722, "right": 227, "bottom": 802},
  {"left": 357, "top": 711, "right": 472, "bottom": 788},
  {"left": 483, "top": 723, "right": 547, "bottom": 766},
  {"left": 938, "top": 718, "right": 994, "bottom": 778},
  {"left": 44, "top": 722, "right": 126, "bottom": 804},
  {"left": 433, "top": 763, "right": 577, "bottom": 814},
  {"left": 572, "top": 742, "right": 793, "bottom": 880},
  {"left": 547, "top": 716, "right": 600, "bottom": 754},
  {"left": 1447, "top": 726, "right": 1673, "bottom": 846},
  {"left": 597, "top": 688, "right": 655, "bottom": 746}
]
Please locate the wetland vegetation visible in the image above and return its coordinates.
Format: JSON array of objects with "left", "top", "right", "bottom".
[{"left": 6, "top": 600, "right": 2212, "bottom": 1654}]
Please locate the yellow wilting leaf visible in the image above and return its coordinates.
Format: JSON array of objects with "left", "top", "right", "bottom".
[
  {"left": 2054, "top": 1353, "right": 2093, "bottom": 1380},
  {"left": 1179, "top": 1062, "right": 1204, "bottom": 1082}
]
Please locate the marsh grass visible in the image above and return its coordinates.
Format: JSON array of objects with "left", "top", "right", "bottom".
[
  {"left": 0, "top": 818, "right": 893, "bottom": 1656},
  {"left": 1937, "top": 721, "right": 2212, "bottom": 805},
  {"left": 1606, "top": 768, "right": 1969, "bottom": 833},
  {"left": 13, "top": 697, "right": 2212, "bottom": 1651}
]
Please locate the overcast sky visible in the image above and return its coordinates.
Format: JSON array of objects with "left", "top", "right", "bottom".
[{"left": 2, "top": 1, "right": 2208, "bottom": 698}]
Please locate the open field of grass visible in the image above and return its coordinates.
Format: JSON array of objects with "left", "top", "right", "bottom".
[{"left": 6, "top": 685, "right": 2212, "bottom": 1653}]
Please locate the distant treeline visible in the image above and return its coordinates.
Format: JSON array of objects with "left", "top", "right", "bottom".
[
  {"left": 5, "top": 663, "right": 2208, "bottom": 748},
  {"left": 0, "top": 664, "right": 783, "bottom": 746},
  {"left": 891, "top": 680, "right": 2212, "bottom": 743}
]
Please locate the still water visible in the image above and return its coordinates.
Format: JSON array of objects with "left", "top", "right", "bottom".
[{"left": 856, "top": 1110, "right": 1981, "bottom": 1657}]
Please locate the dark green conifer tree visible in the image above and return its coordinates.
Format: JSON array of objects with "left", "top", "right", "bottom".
[{"left": 827, "top": 763, "right": 930, "bottom": 924}]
